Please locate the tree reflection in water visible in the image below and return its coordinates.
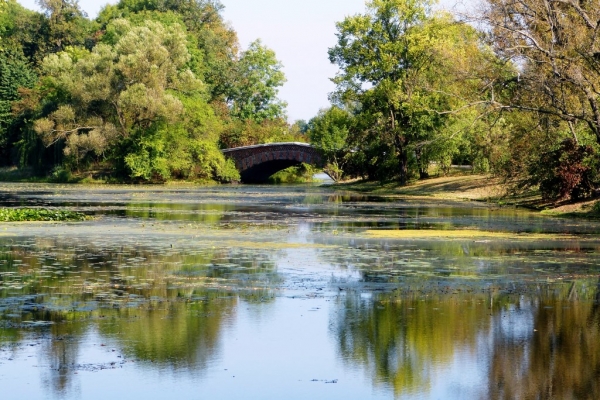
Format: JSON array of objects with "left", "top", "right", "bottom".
[
  {"left": 332, "top": 291, "right": 492, "bottom": 396},
  {"left": 332, "top": 280, "right": 600, "bottom": 398},
  {"left": 0, "top": 238, "right": 279, "bottom": 396},
  {"left": 489, "top": 280, "right": 600, "bottom": 399}
]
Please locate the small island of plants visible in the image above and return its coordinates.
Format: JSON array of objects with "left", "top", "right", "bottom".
[{"left": 0, "top": 208, "right": 90, "bottom": 222}]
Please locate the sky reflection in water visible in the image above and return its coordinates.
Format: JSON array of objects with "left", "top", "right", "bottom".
[{"left": 0, "top": 183, "right": 599, "bottom": 399}]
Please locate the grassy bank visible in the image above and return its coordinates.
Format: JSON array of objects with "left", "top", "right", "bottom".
[{"left": 336, "top": 174, "right": 600, "bottom": 218}]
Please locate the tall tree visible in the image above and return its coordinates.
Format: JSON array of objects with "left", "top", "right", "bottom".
[
  {"left": 30, "top": 19, "right": 200, "bottom": 172},
  {"left": 37, "top": 0, "right": 94, "bottom": 53},
  {"left": 483, "top": 0, "right": 600, "bottom": 146},
  {"left": 0, "top": 50, "right": 37, "bottom": 165},
  {"left": 481, "top": 0, "right": 600, "bottom": 199},
  {"left": 0, "top": 0, "right": 46, "bottom": 62},
  {"left": 329, "top": 0, "right": 494, "bottom": 184},
  {"left": 308, "top": 106, "right": 352, "bottom": 181},
  {"left": 229, "top": 39, "right": 287, "bottom": 122},
  {"left": 98, "top": 0, "right": 239, "bottom": 102}
]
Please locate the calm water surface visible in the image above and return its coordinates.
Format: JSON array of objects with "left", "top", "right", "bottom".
[{"left": 0, "top": 183, "right": 599, "bottom": 399}]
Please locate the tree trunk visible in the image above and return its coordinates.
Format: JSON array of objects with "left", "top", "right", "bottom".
[
  {"left": 415, "top": 147, "right": 429, "bottom": 179},
  {"left": 398, "top": 148, "right": 409, "bottom": 185},
  {"left": 393, "top": 132, "right": 409, "bottom": 185}
]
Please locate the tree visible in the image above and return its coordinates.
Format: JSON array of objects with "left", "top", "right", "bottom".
[
  {"left": 30, "top": 19, "right": 200, "bottom": 174},
  {"left": 481, "top": 0, "right": 600, "bottom": 198},
  {"left": 0, "top": 0, "right": 47, "bottom": 62},
  {"left": 329, "top": 0, "right": 495, "bottom": 184},
  {"left": 37, "top": 0, "right": 93, "bottom": 51},
  {"left": 483, "top": 0, "right": 600, "bottom": 146},
  {"left": 308, "top": 107, "right": 352, "bottom": 181},
  {"left": 229, "top": 39, "right": 287, "bottom": 122},
  {"left": 97, "top": 0, "right": 240, "bottom": 102},
  {"left": 0, "top": 50, "right": 37, "bottom": 165}
]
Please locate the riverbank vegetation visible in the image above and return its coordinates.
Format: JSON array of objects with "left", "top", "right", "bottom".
[{"left": 307, "top": 0, "right": 600, "bottom": 207}]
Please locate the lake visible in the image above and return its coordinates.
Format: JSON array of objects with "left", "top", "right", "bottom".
[{"left": 1, "top": 183, "right": 599, "bottom": 399}]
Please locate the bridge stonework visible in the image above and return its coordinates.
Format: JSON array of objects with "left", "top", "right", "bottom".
[{"left": 222, "top": 142, "right": 322, "bottom": 183}]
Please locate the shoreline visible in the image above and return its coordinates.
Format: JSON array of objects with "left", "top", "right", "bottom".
[{"left": 334, "top": 174, "right": 600, "bottom": 218}]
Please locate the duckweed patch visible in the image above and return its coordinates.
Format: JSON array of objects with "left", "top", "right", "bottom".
[{"left": 0, "top": 208, "right": 90, "bottom": 222}]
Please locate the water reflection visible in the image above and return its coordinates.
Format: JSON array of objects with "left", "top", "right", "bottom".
[
  {"left": 0, "top": 234, "right": 281, "bottom": 395},
  {"left": 489, "top": 284, "right": 600, "bottom": 399},
  {"left": 333, "top": 292, "right": 492, "bottom": 396},
  {"left": 1, "top": 183, "right": 600, "bottom": 399},
  {"left": 332, "top": 283, "right": 600, "bottom": 399}
]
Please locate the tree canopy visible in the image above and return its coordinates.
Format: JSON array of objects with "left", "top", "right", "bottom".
[
  {"left": 0, "top": 0, "right": 295, "bottom": 182},
  {"left": 327, "top": 0, "right": 500, "bottom": 184}
]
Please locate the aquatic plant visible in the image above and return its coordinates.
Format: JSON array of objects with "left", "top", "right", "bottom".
[{"left": 0, "top": 208, "right": 89, "bottom": 222}]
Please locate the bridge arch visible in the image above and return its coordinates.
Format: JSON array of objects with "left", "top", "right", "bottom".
[{"left": 222, "top": 142, "right": 322, "bottom": 183}]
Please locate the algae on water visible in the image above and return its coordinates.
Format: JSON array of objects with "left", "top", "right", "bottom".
[{"left": 364, "top": 229, "right": 580, "bottom": 241}]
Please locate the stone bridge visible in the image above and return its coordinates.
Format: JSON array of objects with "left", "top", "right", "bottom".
[{"left": 222, "top": 142, "right": 322, "bottom": 183}]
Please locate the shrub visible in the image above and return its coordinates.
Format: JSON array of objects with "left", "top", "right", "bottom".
[{"left": 534, "top": 139, "right": 598, "bottom": 201}]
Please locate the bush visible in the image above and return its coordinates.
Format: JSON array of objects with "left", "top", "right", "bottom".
[
  {"left": 533, "top": 139, "right": 598, "bottom": 201},
  {"left": 268, "top": 164, "right": 317, "bottom": 184},
  {"left": 49, "top": 166, "right": 74, "bottom": 183}
]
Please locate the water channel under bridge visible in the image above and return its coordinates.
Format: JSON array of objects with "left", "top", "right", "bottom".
[{"left": 222, "top": 142, "right": 323, "bottom": 183}]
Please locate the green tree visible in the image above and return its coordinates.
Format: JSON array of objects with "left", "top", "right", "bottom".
[
  {"left": 308, "top": 106, "right": 352, "bottom": 181},
  {"left": 28, "top": 19, "right": 202, "bottom": 177},
  {"left": 484, "top": 0, "right": 600, "bottom": 146},
  {"left": 229, "top": 39, "right": 287, "bottom": 122},
  {"left": 0, "top": 0, "right": 46, "bottom": 62},
  {"left": 36, "top": 0, "right": 94, "bottom": 54},
  {"left": 98, "top": 0, "right": 239, "bottom": 102},
  {"left": 482, "top": 0, "right": 600, "bottom": 199},
  {"left": 219, "top": 117, "right": 305, "bottom": 149},
  {"left": 329, "top": 0, "right": 496, "bottom": 184},
  {"left": 0, "top": 50, "right": 37, "bottom": 165}
]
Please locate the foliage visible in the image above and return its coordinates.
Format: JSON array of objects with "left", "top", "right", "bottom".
[
  {"left": 228, "top": 40, "right": 287, "bottom": 122},
  {"left": 308, "top": 106, "right": 352, "bottom": 181},
  {"left": 483, "top": 0, "right": 600, "bottom": 146},
  {"left": 329, "top": 0, "right": 499, "bottom": 184},
  {"left": 0, "top": 50, "right": 37, "bottom": 165},
  {"left": 28, "top": 19, "right": 208, "bottom": 178},
  {"left": 0, "top": 207, "right": 89, "bottom": 221},
  {"left": 268, "top": 163, "right": 317, "bottom": 184},
  {"left": 0, "top": 0, "right": 292, "bottom": 183},
  {"left": 480, "top": 0, "right": 600, "bottom": 201},
  {"left": 219, "top": 118, "right": 305, "bottom": 149},
  {"left": 97, "top": 0, "right": 239, "bottom": 102},
  {"left": 36, "top": 0, "right": 96, "bottom": 54},
  {"left": 531, "top": 139, "right": 598, "bottom": 202},
  {"left": 0, "top": 0, "right": 53, "bottom": 62}
]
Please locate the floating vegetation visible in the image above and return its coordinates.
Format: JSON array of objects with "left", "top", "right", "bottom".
[
  {"left": 365, "top": 229, "right": 580, "bottom": 241},
  {"left": 0, "top": 208, "right": 90, "bottom": 222}
]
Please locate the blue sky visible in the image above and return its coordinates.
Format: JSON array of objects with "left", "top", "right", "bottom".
[{"left": 17, "top": 0, "right": 472, "bottom": 122}]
